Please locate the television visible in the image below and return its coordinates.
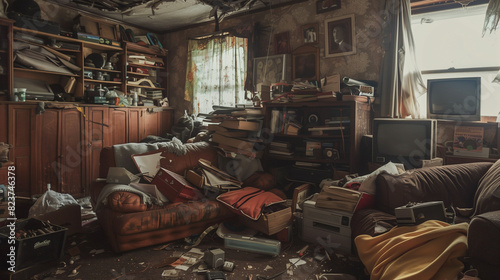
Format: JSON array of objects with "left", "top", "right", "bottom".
[
  {"left": 372, "top": 118, "right": 437, "bottom": 169},
  {"left": 427, "top": 77, "right": 481, "bottom": 121}
]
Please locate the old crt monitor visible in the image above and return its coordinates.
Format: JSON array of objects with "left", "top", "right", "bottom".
[
  {"left": 373, "top": 118, "right": 437, "bottom": 169},
  {"left": 427, "top": 77, "right": 481, "bottom": 121}
]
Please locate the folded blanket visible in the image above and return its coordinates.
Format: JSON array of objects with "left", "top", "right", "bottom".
[{"left": 355, "top": 220, "right": 468, "bottom": 280}]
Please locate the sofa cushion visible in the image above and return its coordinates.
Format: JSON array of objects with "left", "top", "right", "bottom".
[
  {"left": 376, "top": 162, "right": 493, "bottom": 215},
  {"left": 473, "top": 159, "right": 500, "bottom": 216},
  {"left": 216, "top": 187, "right": 285, "bottom": 220},
  {"left": 160, "top": 142, "right": 217, "bottom": 175}
]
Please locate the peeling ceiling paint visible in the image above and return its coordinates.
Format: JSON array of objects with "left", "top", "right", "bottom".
[{"left": 47, "top": 0, "right": 296, "bottom": 32}]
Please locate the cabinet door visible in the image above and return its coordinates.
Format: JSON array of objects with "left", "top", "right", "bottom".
[
  {"left": 59, "top": 109, "right": 85, "bottom": 196},
  {"left": 85, "top": 107, "right": 109, "bottom": 188},
  {"left": 37, "top": 109, "right": 60, "bottom": 194},
  {"left": 144, "top": 111, "right": 159, "bottom": 137},
  {"left": 8, "top": 104, "right": 36, "bottom": 197},
  {"left": 109, "top": 108, "right": 128, "bottom": 145},
  {"left": 128, "top": 108, "right": 143, "bottom": 143}
]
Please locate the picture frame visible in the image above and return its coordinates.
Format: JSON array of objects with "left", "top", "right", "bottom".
[
  {"left": 301, "top": 23, "right": 318, "bottom": 44},
  {"left": 324, "top": 14, "right": 356, "bottom": 58},
  {"left": 316, "top": 0, "right": 341, "bottom": 14},
  {"left": 274, "top": 32, "right": 290, "bottom": 54},
  {"left": 253, "top": 54, "right": 291, "bottom": 88},
  {"left": 292, "top": 45, "right": 320, "bottom": 82}
]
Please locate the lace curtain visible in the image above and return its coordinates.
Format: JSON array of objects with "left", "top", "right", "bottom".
[
  {"left": 184, "top": 35, "right": 248, "bottom": 116},
  {"left": 378, "top": 0, "right": 426, "bottom": 118},
  {"left": 483, "top": 0, "right": 500, "bottom": 35}
]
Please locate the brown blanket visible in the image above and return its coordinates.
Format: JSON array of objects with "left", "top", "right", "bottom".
[{"left": 355, "top": 220, "right": 468, "bottom": 280}]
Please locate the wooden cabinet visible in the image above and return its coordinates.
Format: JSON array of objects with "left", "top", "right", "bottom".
[
  {"left": 262, "top": 100, "right": 371, "bottom": 174},
  {"left": 1, "top": 102, "right": 174, "bottom": 197}
]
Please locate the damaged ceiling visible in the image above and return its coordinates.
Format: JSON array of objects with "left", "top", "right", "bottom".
[{"left": 48, "top": 0, "right": 298, "bottom": 33}]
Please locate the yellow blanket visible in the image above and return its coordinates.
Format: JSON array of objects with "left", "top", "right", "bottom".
[{"left": 355, "top": 220, "right": 468, "bottom": 280}]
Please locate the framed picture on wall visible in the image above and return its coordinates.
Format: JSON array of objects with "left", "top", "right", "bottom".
[
  {"left": 325, "top": 14, "right": 356, "bottom": 58},
  {"left": 302, "top": 23, "right": 318, "bottom": 44},
  {"left": 253, "top": 54, "right": 291, "bottom": 88},
  {"left": 316, "top": 0, "right": 341, "bottom": 14},
  {"left": 274, "top": 32, "right": 290, "bottom": 54}
]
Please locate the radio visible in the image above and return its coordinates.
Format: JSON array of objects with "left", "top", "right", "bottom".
[{"left": 395, "top": 201, "right": 446, "bottom": 225}]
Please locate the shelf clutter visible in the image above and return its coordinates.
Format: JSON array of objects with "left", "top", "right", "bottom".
[{"left": 2, "top": 12, "right": 168, "bottom": 107}]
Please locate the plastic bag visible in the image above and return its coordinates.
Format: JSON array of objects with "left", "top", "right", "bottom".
[{"left": 28, "top": 186, "right": 79, "bottom": 218}]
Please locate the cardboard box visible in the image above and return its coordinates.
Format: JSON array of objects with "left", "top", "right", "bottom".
[
  {"left": 152, "top": 168, "right": 203, "bottom": 203},
  {"left": 238, "top": 205, "right": 292, "bottom": 235},
  {"left": 0, "top": 218, "right": 67, "bottom": 270}
]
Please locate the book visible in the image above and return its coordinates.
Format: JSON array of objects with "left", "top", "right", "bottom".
[
  {"left": 315, "top": 186, "right": 362, "bottom": 212},
  {"left": 341, "top": 95, "right": 375, "bottom": 103},
  {"left": 268, "top": 149, "right": 294, "bottom": 156},
  {"left": 214, "top": 130, "right": 249, "bottom": 138},
  {"left": 220, "top": 120, "right": 261, "bottom": 131},
  {"left": 211, "top": 133, "right": 256, "bottom": 150}
]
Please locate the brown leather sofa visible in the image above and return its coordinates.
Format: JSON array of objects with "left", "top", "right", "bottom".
[
  {"left": 89, "top": 141, "right": 234, "bottom": 252},
  {"left": 351, "top": 161, "right": 500, "bottom": 280}
]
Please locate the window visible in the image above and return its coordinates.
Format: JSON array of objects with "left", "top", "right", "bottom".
[
  {"left": 185, "top": 35, "right": 248, "bottom": 116},
  {"left": 411, "top": 4, "right": 500, "bottom": 117}
]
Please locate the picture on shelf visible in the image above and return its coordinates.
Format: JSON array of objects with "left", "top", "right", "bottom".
[{"left": 253, "top": 54, "right": 291, "bottom": 88}]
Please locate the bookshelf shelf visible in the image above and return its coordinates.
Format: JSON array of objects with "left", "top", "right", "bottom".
[{"left": 262, "top": 100, "right": 371, "bottom": 174}]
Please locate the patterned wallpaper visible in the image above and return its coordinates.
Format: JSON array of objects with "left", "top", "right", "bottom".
[{"left": 167, "top": 0, "right": 386, "bottom": 119}]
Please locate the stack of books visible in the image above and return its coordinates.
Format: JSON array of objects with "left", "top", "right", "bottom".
[
  {"left": 268, "top": 141, "right": 293, "bottom": 156},
  {"left": 146, "top": 90, "right": 163, "bottom": 100},
  {"left": 205, "top": 107, "right": 264, "bottom": 159}
]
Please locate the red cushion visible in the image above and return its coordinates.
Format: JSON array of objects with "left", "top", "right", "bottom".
[{"left": 216, "top": 187, "right": 285, "bottom": 220}]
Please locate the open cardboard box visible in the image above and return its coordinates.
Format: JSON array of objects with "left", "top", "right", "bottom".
[{"left": 238, "top": 202, "right": 292, "bottom": 236}]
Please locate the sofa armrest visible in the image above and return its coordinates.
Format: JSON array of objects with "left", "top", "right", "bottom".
[
  {"left": 467, "top": 210, "right": 500, "bottom": 279},
  {"left": 91, "top": 181, "right": 148, "bottom": 213},
  {"left": 107, "top": 191, "right": 148, "bottom": 213}
]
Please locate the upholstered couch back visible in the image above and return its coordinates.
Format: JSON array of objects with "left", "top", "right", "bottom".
[{"left": 375, "top": 162, "right": 494, "bottom": 215}]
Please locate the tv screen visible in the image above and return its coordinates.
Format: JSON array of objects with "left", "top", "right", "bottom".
[
  {"left": 373, "top": 118, "right": 437, "bottom": 169},
  {"left": 427, "top": 77, "right": 481, "bottom": 121}
]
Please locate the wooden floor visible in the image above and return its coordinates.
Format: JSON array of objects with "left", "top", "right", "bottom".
[{"left": 4, "top": 219, "right": 368, "bottom": 280}]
